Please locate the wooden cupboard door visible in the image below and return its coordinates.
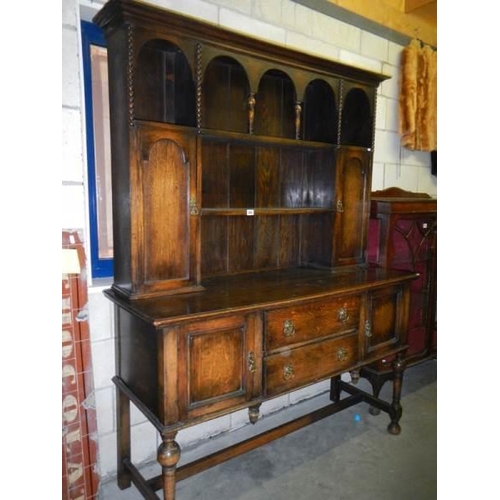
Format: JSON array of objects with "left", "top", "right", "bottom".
[
  {"left": 334, "top": 146, "right": 371, "bottom": 266},
  {"left": 177, "top": 314, "right": 262, "bottom": 420},
  {"left": 363, "top": 284, "right": 410, "bottom": 359},
  {"left": 133, "top": 123, "right": 200, "bottom": 297}
]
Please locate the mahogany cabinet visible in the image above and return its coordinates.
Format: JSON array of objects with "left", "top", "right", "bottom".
[
  {"left": 94, "top": 1, "right": 418, "bottom": 498},
  {"left": 362, "top": 187, "right": 437, "bottom": 396}
]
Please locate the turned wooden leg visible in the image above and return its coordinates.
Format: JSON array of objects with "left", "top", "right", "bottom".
[
  {"left": 248, "top": 403, "right": 261, "bottom": 425},
  {"left": 116, "top": 386, "right": 131, "bottom": 489},
  {"left": 158, "top": 432, "right": 181, "bottom": 500},
  {"left": 387, "top": 353, "right": 405, "bottom": 435},
  {"left": 349, "top": 369, "right": 360, "bottom": 384},
  {"left": 329, "top": 375, "right": 341, "bottom": 403}
]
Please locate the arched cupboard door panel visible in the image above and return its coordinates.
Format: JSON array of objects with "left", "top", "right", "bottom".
[
  {"left": 128, "top": 127, "right": 201, "bottom": 298},
  {"left": 134, "top": 39, "right": 196, "bottom": 126},
  {"left": 143, "top": 139, "right": 189, "bottom": 283},
  {"left": 202, "top": 56, "right": 250, "bottom": 133},
  {"left": 334, "top": 147, "right": 371, "bottom": 266}
]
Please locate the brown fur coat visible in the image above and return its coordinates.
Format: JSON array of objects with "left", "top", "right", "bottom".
[{"left": 399, "top": 39, "right": 437, "bottom": 151}]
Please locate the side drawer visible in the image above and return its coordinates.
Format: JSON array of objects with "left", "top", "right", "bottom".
[
  {"left": 264, "top": 295, "right": 361, "bottom": 352},
  {"left": 264, "top": 333, "right": 358, "bottom": 397}
]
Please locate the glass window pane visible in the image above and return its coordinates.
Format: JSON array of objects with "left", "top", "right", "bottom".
[{"left": 90, "top": 45, "right": 113, "bottom": 259}]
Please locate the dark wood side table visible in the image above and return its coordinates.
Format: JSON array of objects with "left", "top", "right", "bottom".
[{"left": 361, "top": 187, "right": 436, "bottom": 404}]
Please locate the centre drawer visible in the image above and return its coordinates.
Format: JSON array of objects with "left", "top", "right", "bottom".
[
  {"left": 264, "top": 295, "right": 361, "bottom": 352},
  {"left": 264, "top": 333, "right": 358, "bottom": 397}
]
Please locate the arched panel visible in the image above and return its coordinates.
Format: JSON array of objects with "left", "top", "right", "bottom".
[
  {"left": 202, "top": 56, "right": 250, "bottom": 133},
  {"left": 303, "top": 79, "right": 338, "bottom": 143},
  {"left": 254, "top": 69, "right": 296, "bottom": 138},
  {"left": 338, "top": 155, "right": 365, "bottom": 258},
  {"left": 334, "top": 147, "right": 371, "bottom": 266},
  {"left": 143, "top": 139, "right": 189, "bottom": 282},
  {"left": 341, "top": 88, "right": 372, "bottom": 147},
  {"left": 135, "top": 39, "right": 196, "bottom": 126}
]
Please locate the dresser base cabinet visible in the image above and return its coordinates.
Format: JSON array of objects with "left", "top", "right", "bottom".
[{"left": 106, "top": 267, "right": 416, "bottom": 500}]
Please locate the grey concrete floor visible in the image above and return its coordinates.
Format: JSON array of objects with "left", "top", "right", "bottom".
[{"left": 99, "top": 359, "right": 437, "bottom": 500}]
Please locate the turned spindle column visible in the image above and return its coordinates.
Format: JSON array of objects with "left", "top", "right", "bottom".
[
  {"left": 294, "top": 101, "right": 302, "bottom": 139},
  {"left": 248, "top": 92, "right": 256, "bottom": 134}
]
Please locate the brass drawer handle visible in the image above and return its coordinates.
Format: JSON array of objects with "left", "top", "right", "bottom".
[
  {"left": 248, "top": 352, "right": 257, "bottom": 373},
  {"left": 283, "top": 364, "right": 295, "bottom": 380},
  {"left": 283, "top": 319, "right": 296, "bottom": 337},
  {"left": 337, "top": 306, "right": 349, "bottom": 322},
  {"left": 337, "top": 347, "right": 348, "bottom": 362}
]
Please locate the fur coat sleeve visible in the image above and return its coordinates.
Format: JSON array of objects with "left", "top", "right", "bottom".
[{"left": 399, "top": 39, "right": 437, "bottom": 151}]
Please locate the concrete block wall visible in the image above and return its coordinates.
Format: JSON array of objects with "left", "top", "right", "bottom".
[{"left": 62, "top": 0, "right": 437, "bottom": 485}]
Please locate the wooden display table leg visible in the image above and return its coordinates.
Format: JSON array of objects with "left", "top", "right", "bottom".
[{"left": 157, "top": 432, "right": 181, "bottom": 500}]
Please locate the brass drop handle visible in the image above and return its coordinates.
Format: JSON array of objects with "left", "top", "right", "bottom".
[
  {"left": 283, "top": 364, "right": 295, "bottom": 380},
  {"left": 248, "top": 352, "right": 257, "bottom": 373},
  {"left": 337, "top": 306, "right": 349, "bottom": 322},
  {"left": 283, "top": 319, "right": 296, "bottom": 337},
  {"left": 337, "top": 347, "right": 348, "bottom": 362}
]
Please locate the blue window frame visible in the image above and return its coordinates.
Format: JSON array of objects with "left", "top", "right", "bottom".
[{"left": 81, "top": 21, "right": 113, "bottom": 278}]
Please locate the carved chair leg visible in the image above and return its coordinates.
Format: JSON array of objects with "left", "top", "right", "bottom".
[
  {"left": 387, "top": 353, "right": 405, "bottom": 435},
  {"left": 116, "top": 387, "right": 131, "bottom": 490},
  {"left": 158, "top": 432, "right": 181, "bottom": 500}
]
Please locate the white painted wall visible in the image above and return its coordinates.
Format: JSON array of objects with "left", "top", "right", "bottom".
[{"left": 62, "top": 0, "right": 437, "bottom": 485}]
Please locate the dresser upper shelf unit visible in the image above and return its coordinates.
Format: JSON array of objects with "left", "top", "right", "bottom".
[{"left": 94, "top": 0, "right": 390, "bottom": 300}]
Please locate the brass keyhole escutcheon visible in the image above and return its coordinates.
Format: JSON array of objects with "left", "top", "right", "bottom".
[
  {"left": 189, "top": 198, "right": 199, "bottom": 216},
  {"left": 364, "top": 320, "right": 372, "bottom": 338},
  {"left": 283, "top": 364, "right": 295, "bottom": 380},
  {"left": 283, "top": 319, "right": 296, "bottom": 337},
  {"left": 337, "top": 347, "right": 348, "bottom": 362},
  {"left": 337, "top": 306, "right": 349, "bottom": 322}
]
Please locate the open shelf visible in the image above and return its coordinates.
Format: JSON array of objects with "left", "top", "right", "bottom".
[
  {"left": 201, "top": 207, "right": 333, "bottom": 216},
  {"left": 134, "top": 39, "right": 196, "bottom": 126},
  {"left": 201, "top": 136, "right": 335, "bottom": 210},
  {"left": 202, "top": 56, "right": 250, "bottom": 133},
  {"left": 340, "top": 86, "right": 374, "bottom": 147}
]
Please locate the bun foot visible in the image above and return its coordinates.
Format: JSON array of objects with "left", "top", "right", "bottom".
[
  {"left": 387, "top": 422, "right": 401, "bottom": 435},
  {"left": 248, "top": 404, "right": 261, "bottom": 425}
]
